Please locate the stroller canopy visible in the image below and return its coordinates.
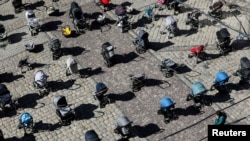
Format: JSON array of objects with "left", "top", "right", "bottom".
[
  {"left": 115, "top": 5, "right": 126, "bottom": 16},
  {"left": 165, "top": 16, "right": 177, "bottom": 27},
  {"left": 20, "top": 112, "right": 33, "bottom": 127},
  {"left": 191, "top": 82, "right": 206, "bottom": 97},
  {"left": 138, "top": 30, "right": 149, "bottom": 40},
  {"left": 163, "top": 58, "right": 176, "bottom": 68},
  {"left": 49, "top": 38, "right": 61, "bottom": 51},
  {"left": 160, "top": 97, "right": 174, "bottom": 110},
  {"left": 73, "top": 8, "right": 83, "bottom": 20},
  {"left": 214, "top": 71, "right": 229, "bottom": 85},
  {"left": 0, "top": 84, "right": 9, "bottom": 96},
  {"left": 116, "top": 116, "right": 132, "bottom": 127},
  {"left": 85, "top": 130, "right": 101, "bottom": 141},
  {"left": 53, "top": 95, "right": 68, "bottom": 108},
  {"left": 240, "top": 57, "right": 250, "bottom": 70},
  {"left": 0, "top": 24, "right": 5, "bottom": 34},
  {"left": 216, "top": 28, "right": 230, "bottom": 42},
  {"left": 95, "top": 82, "right": 108, "bottom": 93},
  {"left": 12, "top": 0, "right": 22, "bottom": 8}
]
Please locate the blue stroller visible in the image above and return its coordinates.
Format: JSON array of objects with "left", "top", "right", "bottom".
[
  {"left": 186, "top": 82, "right": 209, "bottom": 110},
  {"left": 210, "top": 71, "right": 230, "bottom": 94},
  {"left": 94, "top": 82, "right": 111, "bottom": 108},
  {"left": 157, "top": 97, "right": 177, "bottom": 123},
  {"left": 143, "top": 6, "right": 155, "bottom": 21},
  {"left": 18, "top": 112, "right": 34, "bottom": 136},
  {"left": 85, "top": 130, "right": 101, "bottom": 141}
]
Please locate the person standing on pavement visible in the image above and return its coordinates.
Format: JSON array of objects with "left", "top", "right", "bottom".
[{"left": 214, "top": 110, "right": 227, "bottom": 125}]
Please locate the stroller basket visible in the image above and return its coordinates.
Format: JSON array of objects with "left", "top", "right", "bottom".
[
  {"left": 240, "top": 57, "right": 250, "bottom": 70},
  {"left": 160, "top": 97, "right": 175, "bottom": 111},
  {"left": 191, "top": 82, "right": 206, "bottom": 97},
  {"left": 214, "top": 71, "right": 229, "bottom": 85}
]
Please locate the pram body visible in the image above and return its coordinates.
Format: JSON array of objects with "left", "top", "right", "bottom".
[
  {"left": 211, "top": 71, "right": 230, "bottom": 93},
  {"left": 0, "top": 84, "right": 17, "bottom": 114},
  {"left": 0, "top": 24, "right": 7, "bottom": 42},
  {"left": 101, "top": 42, "right": 115, "bottom": 67},
  {"left": 85, "top": 130, "right": 101, "bottom": 141},
  {"left": 66, "top": 57, "right": 78, "bottom": 76},
  {"left": 18, "top": 112, "right": 33, "bottom": 135},
  {"left": 159, "top": 58, "right": 179, "bottom": 78},
  {"left": 186, "top": 10, "right": 202, "bottom": 30},
  {"left": 188, "top": 45, "right": 206, "bottom": 64},
  {"left": 216, "top": 28, "right": 232, "bottom": 55},
  {"left": 133, "top": 30, "right": 149, "bottom": 54},
  {"left": 12, "top": 0, "right": 24, "bottom": 14},
  {"left": 114, "top": 116, "right": 134, "bottom": 138},
  {"left": 33, "top": 70, "right": 50, "bottom": 97},
  {"left": 235, "top": 57, "right": 250, "bottom": 83},
  {"left": 129, "top": 73, "right": 146, "bottom": 92},
  {"left": 115, "top": 5, "right": 132, "bottom": 33},
  {"left": 158, "top": 97, "right": 177, "bottom": 123},
  {"left": 53, "top": 95, "right": 75, "bottom": 125},
  {"left": 94, "top": 82, "right": 111, "bottom": 108},
  {"left": 25, "top": 10, "right": 42, "bottom": 36},
  {"left": 163, "top": 15, "right": 178, "bottom": 39},
  {"left": 48, "top": 38, "right": 62, "bottom": 60},
  {"left": 209, "top": 0, "right": 223, "bottom": 18}
]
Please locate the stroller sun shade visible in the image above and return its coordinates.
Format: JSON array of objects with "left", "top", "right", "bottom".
[
  {"left": 85, "top": 130, "right": 101, "bottom": 141},
  {"left": 138, "top": 30, "right": 149, "bottom": 39},
  {"left": 165, "top": 16, "right": 176, "bottom": 27},
  {"left": 163, "top": 59, "right": 176, "bottom": 68},
  {"left": 117, "top": 116, "right": 132, "bottom": 127},
  {"left": 0, "top": 84, "right": 10, "bottom": 96},
  {"left": 191, "top": 82, "right": 206, "bottom": 97},
  {"left": 0, "top": 24, "right": 5, "bottom": 34},
  {"left": 216, "top": 28, "right": 230, "bottom": 41},
  {"left": 240, "top": 57, "right": 250, "bottom": 69},
  {"left": 53, "top": 95, "right": 68, "bottom": 108},
  {"left": 160, "top": 97, "right": 174, "bottom": 110},
  {"left": 95, "top": 82, "right": 108, "bottom": 94},
  {"left": 214, "top": 71, "right": 229, "bottom": 85}
]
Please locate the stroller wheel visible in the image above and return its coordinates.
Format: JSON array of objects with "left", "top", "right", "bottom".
[
  {"left": 164, "top": 72, "right": 173, "bottom": 78},
  {"left": 114, "top": 128, "right": 119, "bottom": 134}
]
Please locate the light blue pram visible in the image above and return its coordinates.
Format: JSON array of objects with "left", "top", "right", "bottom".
[{"left": 158, "top": 97, "right": 177, "bottom": 123}]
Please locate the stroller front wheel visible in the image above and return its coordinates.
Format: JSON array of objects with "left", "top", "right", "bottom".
[{"left": 164, "top": 71, "right": 173, "bottom": 78}]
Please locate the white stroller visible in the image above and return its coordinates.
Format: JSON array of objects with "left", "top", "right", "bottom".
[
  {"left": 33, "top": 70, "right": 50, "bottom": 97},
  {"left": 53, "top": 95, "right": 75, "bottom": 126},
  {"left": 25, "top": 10, "right": 42, "bottom": 36},
  {"left": 114, "top": 116, "right": 134, "bottom": 138},
  {"left": 65, "top": 56, "right": 80, "bottom": 79},
  {"left": 161, "top": 15, "right": 179, "bottom": 39}
]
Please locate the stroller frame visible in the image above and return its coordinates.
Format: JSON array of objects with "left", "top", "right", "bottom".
[
  {"left": 129, "top": 73, "right": 146, "bottom": 92},
  {"left": 132, "top": 30, "right": 149, "bottom": 54},
  {"left": 49, "top": 38, "right": 63, "bottom": 60},
  {"left": 94, "top": 82, "right": 111, "bottom": 108},
  {"left": 143, "top": 6, "right": 155, "bottom": 22},
  {"left": 234, "top": 57, "right": 250, "bottom": 84},
  {"left": 25, "top": 10, "right": 42, "bottom": 36},
  {"left": 159, "top": 58, "right": 180, "bottom": 78},
  {"left": 216, "top": 28, "right": 232, "bottom": 55},
  {"left": 114, "top": 116, "right": 134, "bottom": 138},
  {"left": 18, "top": 112, "right": 34, "bottom": 136},
  {"left": 208, "top": 0, "right": 223, "bottom": 19},
  {"left": 12, "top": 0, "right": 25, "bottom": 14}
]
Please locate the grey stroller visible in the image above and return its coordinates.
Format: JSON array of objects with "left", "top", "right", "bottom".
[
  {"left": 185, "top": 10, "right": 202, "bottom": 30},
  {"left": 0, "top": 84, "right": 18, "bottom": 115},
  {"left": 129, "top": 73, "right": 146, "bottom": 92},
  {"left": 114, "top": 116, "right": 134, "bottom": 138},
  {"left": 48, "top": 38, "right": 63, "bottom": 60},
  {"left": 94, "top": 82, "right": 111, "bottom": 108},
  {"left": 159, "top": 58, "right": 180, "bottom": 78},
  {"left": 234, "top": 57, "right": 250, "bottom": 84},
  {"left": 132, "top": 30, "right": 149, "bottom": 54},
  {"left": 53, "top": 95, "right": 75, "bottom": 126},
  {"left": 33, "top": 70, "right": 51, "bottom": 97},
  {"left": 161, "top": 15, "right": 179, "bottom": 39},
  {"left": 25, "top": 10, "right": 42, "bottom": 36},
  {"left": 17, "top": 56, "right": 32, "bottom": 74}
]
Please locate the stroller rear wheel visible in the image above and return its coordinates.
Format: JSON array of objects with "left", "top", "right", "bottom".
[{"left": 164, "top": 71, "right": 174, "bottom": 78}]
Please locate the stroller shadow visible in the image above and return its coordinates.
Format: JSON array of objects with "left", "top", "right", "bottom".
[
  {"left": 49, "top": 79, "right": 76, "bottom": 92},
  {"left": 178, "top": 29, "right": 198, "bottom": 37},
  {"left": 0, "top": 14, "right": 15, "bottom": 21},
  {"left": 0, "top": 72, "right": 24, "bottom": 83},
  {"left": 174, "top": 106, "right": 204, "bottom": 116},
  {"left": 177, "top": 65, "right": 192, "bottom": 74},
  {"left": 108, "top": 91, "right": 136, "bottom": 102},
  {"left": 79, "top": 67, "right": 105, "bottom": 78},
  {"left": 133, "top": 16, "right": 153, "bottom": 28},
  {"left": 42, "top": 20, "right": 62, "bottom": 32},
  {"left": 8, "top": 32, "right": 27, "bottom": 44},
  {"left": 133, "top": 123, "right": 164, "bottom": 138},
  {"left": 205, "top": 92, "right": 233, "bottom": 103},
  {"left": 128, "top": 9, "right": 141, "bottom": 15},
  {"left": 29, "top": 44, "right": 44, "bottom": 53},
  {"left": 150, "top": 41, "right": 174, "bottom": 51},
  {"left": 30, "top": 62, "right": 47, "bottom": 69},
  {"left": 24, "top": 1, "right": 45, "bottom": 10},
  {"left": 48, "top": 10, "right": 66, "bottom": 17},
  {"left": 116, "top": 52, "right": 140, "bottom": 64},
  {"left": 145, "top": 78, "right": 171, "bottom": 89},
  {"left": 74, "top": 103, "right": 98, "bottom": 120},
  {"left": 4, "top": 134, "right": 36, "bottom": 141},
  {"left": 33, "top": 121, "right": 61, "bottom": 132},
  {"left": 106, "top": 3, "right": 118, "bottom": 11},
  {"left": 18, "top": 93, "right": 43, "bottom": 109},
  {"left": 231, "top": 40, "right": 250, "bottom": 51},
  {"left": 62, "top": 46, "right": 86, "bottom": 56}
]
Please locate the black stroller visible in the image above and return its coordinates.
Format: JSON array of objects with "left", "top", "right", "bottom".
[
  {"left": 94, "top": 82, "right": 111, "bottom": 108},
  {"left": 12, "top": 0, "right": 24, "bottom": 14},
  {"left": 69, "top": 2, "right": 89, "bottom": 33},
  {"left": 159, "top": 58, "right": 180, "bottom": 78},
  {"left": 25, "top": 10, "right": 42, "bottom": 36},
  {"left": 101, "top": 42, "right": 116, "bottom": 67},
  {"left": 185, "top": 10, "right": 202, "bottom": 30},
  {"left": 161, "top": 15, "right": 179, "bottom": 39},
  {"left": 0, "top": 24, "right": 8, "bottom": 47},
  {"left": 48, "top": 38, "right": 62, "bottom": 60},
  {"left": 115, "top": 5, "right": 132, "bottom": 33},
  {"left": 114, "top": 116, "right": 134, "bottom": 138},
  {"left": 85, "top": 130, "right": 101, "bottom": 141},
  {"left": 132, "top": 30, "right": 149, "bottom": 54},
  {"left": 208, "top": 0, "right": 223, "bottom": 19},
  {"left": 234, "top": 57, "right": 250, "bottom": 84},
  {"left": 216, "top": 28, "right": 232, "bottom": 55},
  {"left": 157, "top": 97, "right": 178, "bottom": 123},
  {"left": 129, "top": 73, "right": 146, "bottom": 92},
  {"left": 53, "top": 95, "right": 75, "bottom": 126},
  {"left": 0, "top": 84, "right": 18, "bottom": 115},
  {"left": 33, "top": 70, "right": 51, "bottom": 97}
]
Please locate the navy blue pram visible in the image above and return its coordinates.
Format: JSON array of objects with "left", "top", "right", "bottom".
[
  {"left": 133, "top": 30, "right": 149, "bottom": 54},
  {"left": 211, "top": 71, "right": 230, "bottom": 94},
  {"left": 18, "top": 112, "right": 34, "bottom": 136},
  {"left": 158, "top": 97, "right": 177, "bottom": 123},
  {"left": 85, "top": 130, "right": 101, "bottom": 141},
  {"left": 94, "top": 82, "right": 111, "bottom": 108}
]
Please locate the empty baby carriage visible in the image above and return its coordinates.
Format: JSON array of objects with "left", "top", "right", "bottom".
[
  {"left": 69, "top": 1, "right": 89, "bottom": 33},
  {"left": 114, "top": 116, "right": 134, "bottom": 138},
  {"left": 101, "top": 42, "right": 116, "bottom": 67},
  {"left": 129, "top": 73, "right": 146, "bottom": 92},
  {"left": 188, "top": 44, "right": 207, "bottom": 64},
  {"left": 234, "top": 57, "right": 250, "bottom": 84},
  {"left": 159, "top": 58, "right": 180, "bottom": 78},
  {"left": 185, "top": 10, "right": 202, "bottom": 30},
  {"left": 208, "top": 0, "right": 223, "bottom": 19},
  {"left": 12, "top": 0, "right": 24, "bottom": 14},
  {"left": 157, "top": 97, "right": 178, "bottom": 123},
  {"left": 25, "top": 10, "right": 42, "bottom": 36},
  {"left": 53, "top": 95, "right": 75, "bottom": 126},
  {"left": 85, "top": 130, "right": 101, "bottom": 141},
  {"left": 210, "top": 71, "right": 230, "bottom": 94},
  {"left": 33, "top": 70, "right": 51, "bottom": 97},
  {"left": 115, "top": 5, "right": 132, "bottom": 33},
  {"left": 17, "top": 56, "right": 32, "bottom": 74},
  {"left": 18, "top": 112, "right": 34, "bottom": 136},
  {"left": 0, "top": 24, "right": 8, "bottom": 47},
  {"left": 65, "top": 56, "right": 79, "bottom": 77},
  {"left": 132, "top": 30, "right": 149, "bottom": 54},
  {"left": 0, "top": 84, "right": 18, "bottom": 115},
  {"left": 161, "top": 15, "right": 179, "bottom": 39},
  {"left": 48, "top": 38, "right": 63, "bottom": 60},
  {"left": 186, "top": 82, "right": 209, "bottom": 110},
  {"left": 216, "top": 28, "right": 232, "bottom": 55},
  {"left": 94, "top": 82, "right": 111, "bottom": 108},
  {"left": 143, "top": 6, "right": 155, "bottom": 22},
  {"left": 25, "top": 40, "right": 36, "bottom": 52}
]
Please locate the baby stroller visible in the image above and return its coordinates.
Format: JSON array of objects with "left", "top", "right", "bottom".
[
  {"left": 18, "top": 112, "right": 34, "bottom": 136},
  {"left": 188, "top": 44, "right": 207, "bottom": 64},
  {"left": 0, "top": 84, "right": 17, "bottom": 115},
  {"left": 33, "top": 70, "right": 51, "bottom": 97},
  {"left": 143, "top": 6, "right": 155, "bottom": 22},
  {"left": 48, "top": 38, "right": 62, "bottom": 60},
  {"left": 94, "top": 82, "right": 111, "bottom": 108},
  {"left": 185, "top": 10, "right": 202, "bottom": 30},
  {"left": 17, "top": 56, "right": 32, "bottom": 74},
  {"left": 0, "top": 24, "right": 8, "bottom": 47},
  {"left": 12, "top": 0, "right": 24, "bottom": 14},
  {"left": 208, "top": 0, "right": 223, "bottom": 19},
  {"left": 216, "top": 28, "right": 232, "bottom": 55},
  {"left": 129, "top": 73, "right": 146, "bottom": 92},
  {"left": 101, "top": 42, "right": 116, "bottom": 67},
  {"left": 186, "top": 82, "right": 209, "bottom": 110},
  {"left": 234, "top": 57, "right": 250, "bottom": 84},
  {"left": 53, "top": 95, "right": 75, "bottom": 126},
  {"left": 115, "top": 5, "right": 132, "bottom": 33},
  {"left": 114, "top": 116, "right": 134, "bottom": 138},
  {"left": 157, "top": 97, "right": 178, "bottom": 123},
  {"left": 161, "top": 15, "right": 179, "bottom": 39},
  {"left": 210, "top": 71, "right": 230, "bottom": 94},
  {"left": 85, "top": 130, "right": 101, "bottom": 141},
  {"left": 159, "top": 58, "right": 180, "bottom": 78},
  {"left": 65, "top": 56, "right": 82, "bottom": 79},
  {"left": 69, "top": 2, "right": 89, "bottom": 33},
  {"left": 132, "top": 30, "right": 149, "bottom": 54},
  {"left": 25, "top": 10, "right": 42, "bottom": 36},
  {"left": 25, "top": 40, "right": 36, "bottom": 52}
]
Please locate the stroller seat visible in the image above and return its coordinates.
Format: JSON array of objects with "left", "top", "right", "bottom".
[
  {"left": 235, "top": 57, "right": 250, "bottom": 82},
  {"left": 85, "top": 130, "right": 101, "bottom": 141}
]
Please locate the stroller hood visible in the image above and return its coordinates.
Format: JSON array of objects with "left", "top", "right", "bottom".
[
  {"left": 0, "top": 24, "right": 5, "bottom": 34},
  {"left": 163, "top": 58, "right": 176, "bottom": 68},
  {"left": 115, "top": 5, "right": 126, "bottom": 16},
  {"left": 191, "top": 82, "right": 206, "bottom": 96},
  {"left": 117, "top": 116, "right": 132, "bottom": 127},
  {"left": 214, "top": 71, "right": 229, "bottom": 85},
  {"left": 20, "top": 112, "right": 33, "bottom": 127},
  {"left": 95, "top": 82, "right": 108, "bottom": 94},
  {"left": 160, "top": 97, "right": 175, "bottom": 109},
  {"left": 34, "top": 70, "right": 47, "bottom": 86},
  {"left": 53, "top": 95, "right": 68, "bottom": 108},
  {"left": 49, "top": 38, "right": 61, "bottom": 50},
  {"left": 165, "top": 16, "right": 177, "bottom": 27},
  {"left": 85, "top": 130, "right": 101, "bottom": 141},
  {"left": 216, "top": 28, "right": 230, "bottom": 40},
  {"left": 138, "top": 30, "right": 149, "bottom": 39},
  {"left": 240, "top": 57, "right": 250, "bottom": 69},
  {"left": 0, "top": 84, "right": 9, "bottom": 96}
]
